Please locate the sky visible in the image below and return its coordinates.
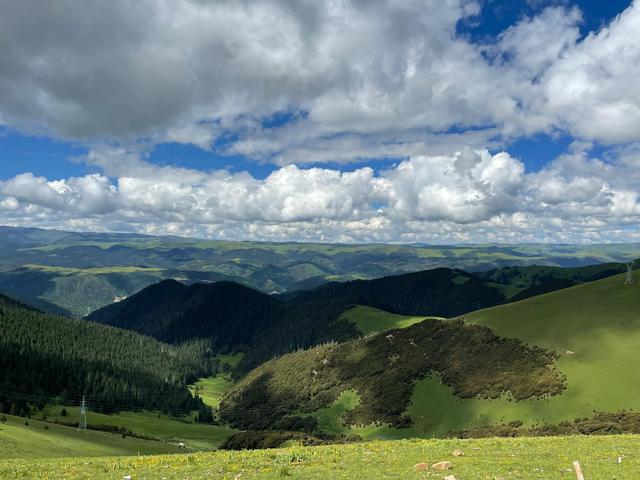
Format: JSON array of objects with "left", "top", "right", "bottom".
[{"left": 0, "top": 0, "right": 639, "bottom": 244}]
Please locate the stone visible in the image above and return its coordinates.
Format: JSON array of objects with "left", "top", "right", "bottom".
[
  {"left": 414, "top": 463, "right": 429, "bottom": 472},
  {"left": 432, "top": 461, "right": 453, "bottom": 471},
  {"left": 452, "top": 449, "right": 464, "bottom": 456},
  {"left": 443, "top": 476, "right": 457, "bottom": 480}
]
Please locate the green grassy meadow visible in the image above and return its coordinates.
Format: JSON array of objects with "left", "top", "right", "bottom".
[
  {"left": 190, "top": 375, "right": 235, "bottom": 409},
  {"left": 0, "top": 415, "right": 182, "bottom": 459},
  {"left": 2, "top": 435, "right": 639, "bottom": 479},
  {"left": 39, "top": 408, "right": 235, "bottom": 451},
  {"left": 339, "top": 305, "right": 438, "bottom": 336},
  {"left": 279, "top": 273, "right": 640, "bottom": 441}
]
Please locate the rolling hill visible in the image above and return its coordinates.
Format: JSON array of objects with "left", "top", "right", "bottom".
[
  {"left": 0, "top": 414, "right": 184, "bottom": 459},
  {"left": 215, "top": 272, "right": 640, "bottom": 441},
  {"left": 88, "top": 262, "right": 635, "bottom": 373},
  {"left": 2, "top": 225, "right": 639, "bottom": 316}
]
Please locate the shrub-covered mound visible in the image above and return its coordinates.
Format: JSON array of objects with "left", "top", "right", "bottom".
[{"left": 219, "top": 318, "right": 565, "bottom": 430}]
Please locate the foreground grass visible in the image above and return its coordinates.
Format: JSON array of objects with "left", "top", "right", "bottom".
[{"left": 2, "top": 435, "right": 639, "bottom": 479}]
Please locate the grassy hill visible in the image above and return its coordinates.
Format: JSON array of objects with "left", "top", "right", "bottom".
[
  {"left": 372, "top": 272, "right": 640, "bottom": 439},
  {"left": 338, "top": 305, "right": 437, "bottom": 336},
  {"left": 38, "top": 408, "right": 234, "bottom": 451},
  {"left": 216, "top": 272, "right": 640, "bottom": 441},
  {"left": 88, "top": 261, "right": 636, "bottom": 376},
  {"left": 2, "top": 435, "right": 639, "bottom": 479},
  {"left": 219, "top": 317, "right": 564, "bottom": 430},
  {"left": 369, "top": 273, "right": 640, "bottom": 439},
  {"left": 0, "top": 414, "right": 182, "bottom": 459}
]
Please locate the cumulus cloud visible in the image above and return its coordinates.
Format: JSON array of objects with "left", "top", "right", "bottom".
[
  {"left": 539, "top": 2, "right": 640, "bottom": 143},
  {"left": 2, "top": 147, "right": 639, "bottom": 243}
]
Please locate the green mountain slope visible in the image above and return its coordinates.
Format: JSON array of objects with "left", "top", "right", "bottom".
[
  {"left": 0, "top": 414, "right": 183, "bottom": 459},
  {"left": 287, "top": 268, "right": 507, "bottom": 317},
  {"left": 87, "top": 280, "right": 356, "bottom": 372},
  {"left": 0, "top": 293, "right": 215, "bottom": 416},
  {"left": 339, "top": 305, "right": 437, "bottom": 336},
  {"left": 448, "top": 272, "right": 640, "bottom": 428},
  {"left": 89, "top": 262, "right": 634, "bottom": 374},
  {"left": 216, "top": 273, "right": 640, "bottom": 440},
  {"left": 371, "top": 273, "right": 640, "bottom": 438}
]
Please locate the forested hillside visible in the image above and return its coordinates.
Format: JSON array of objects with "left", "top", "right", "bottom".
[
  {"left": 88, "top": 281, "right": 357, "bottom": 372},
  {"left": 0, "top": 293, "right": 215, "bottom": 417},
  {"left": 285, "top": 268, "right": 506, "bottom": 317}
]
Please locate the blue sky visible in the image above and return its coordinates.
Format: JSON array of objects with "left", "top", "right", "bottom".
[{"left": 0, "top": 0, "right": 639, "bottom": 243}]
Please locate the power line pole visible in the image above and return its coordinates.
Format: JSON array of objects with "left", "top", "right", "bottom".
[
  {"left": 625, "top": 260, "right": 635, "bottom": 285},
  {"left": 79, "top": 395, "right": 87, "bottom": 431}
]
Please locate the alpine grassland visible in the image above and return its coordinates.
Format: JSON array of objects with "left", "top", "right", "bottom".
[
  {"left": 39, "top": 408, "right": 235, "bottom": 451},
  {"left": 2, "top": 435, "right": 639, "bottom": 479},
  {"left": 339, "top": 305, "right": 438, "bottom": 335},
  {"left": 217, "top": 272, "right": 640, "bottom": 442},
  {"left": 0, "top": 414, "right": 183, "bottom": 458},
  {"left": 360, "top": 272, "right": 640, "bottom": 439}
]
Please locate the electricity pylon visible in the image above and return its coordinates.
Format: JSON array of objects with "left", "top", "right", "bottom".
[
  {"left": 79, "top": 395, "right": 87, "bottom": 431},
  {"left": 625, "top": 260, "right": 635, "bottom": 285}
]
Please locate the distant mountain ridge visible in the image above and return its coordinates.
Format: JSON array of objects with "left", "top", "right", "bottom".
[{"left": 1, "top": 225, "right": 639, "bottom": 317}]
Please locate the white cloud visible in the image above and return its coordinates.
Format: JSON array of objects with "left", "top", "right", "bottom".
[
  {"left": 1, "top": 147, "right": 639, "bottom": 243},
  {"left": 539, "top": 2, "right": 640, "bottom": 143},
  {"left": 1, "top": 1, "right": 640, "bottom": 242}
]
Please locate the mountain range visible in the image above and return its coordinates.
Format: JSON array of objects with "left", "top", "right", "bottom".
[{"left": 1, "top": 225, "right": 639, "bottom": 316}]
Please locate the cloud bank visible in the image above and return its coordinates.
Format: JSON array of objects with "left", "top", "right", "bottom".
[{"left": 1, "top": 145, "right": 638, "bottom": 243}]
